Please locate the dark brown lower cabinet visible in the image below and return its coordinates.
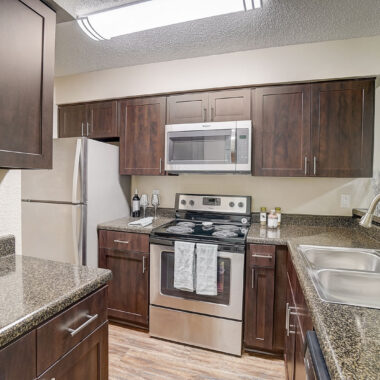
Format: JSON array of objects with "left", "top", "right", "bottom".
[
  {"left": 285, "top": 251, "right": 313, "bottom": 380},
  {"left": 38, "top": 323, "right": 108, "bottom": 380},
  {"left": 244, "top": 244, "right": 287, "bottom": 354},
  {"left": 0, "top": 330, "right": 36, "bottom": 380},
  {"left": 98, "top": 230, "right": 150, "bottom": 328}
]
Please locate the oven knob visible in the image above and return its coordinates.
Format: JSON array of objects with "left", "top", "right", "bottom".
[
  {"left": 241, "top": 217, "right": 248, "bottom": 224},
  {"left": 238, "top": 202, "right": 244, "bottom": 208},
  {"left": 181, "top": 199, "right": 187, "bottom": 205},
  {"left": 189, "top": 200, "right": 195, "bottom": 206},
  {"left": 229, "top": 202, "right": 235, "bottom": 207}
]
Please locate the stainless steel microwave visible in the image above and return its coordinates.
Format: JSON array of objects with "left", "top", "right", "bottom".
[{"left": 165, "top": 120, "right": 251, "bottom": 173}]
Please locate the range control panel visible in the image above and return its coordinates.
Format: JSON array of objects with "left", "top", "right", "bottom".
[{"left": 176, "top": 194, "right": 251, "bottom": 215}]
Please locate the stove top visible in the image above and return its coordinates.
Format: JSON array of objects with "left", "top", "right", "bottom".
[{"left": 151, "top": 219, "right": 249, "bottom": 245}]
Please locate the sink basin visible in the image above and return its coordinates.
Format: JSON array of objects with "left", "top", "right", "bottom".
[
  {"left": 299, "top": 245, "right": 380, "bottom": 273},
  {"left": 312, "top": 269, "right": 380, "bottom": 309}
]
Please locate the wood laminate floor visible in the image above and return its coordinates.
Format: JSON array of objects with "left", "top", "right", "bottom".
[{"left": 109, "top": 324, "right": 286, "bottom": 380}]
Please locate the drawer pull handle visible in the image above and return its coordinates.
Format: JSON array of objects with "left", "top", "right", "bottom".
[
  {"left": 114, "top": 239, "right": 129, "bottom": 244},
  {"left": 252, "top": 254, "right": 272, "bottom": 259},
  {"left": 67, "top": 314, "right": 98, "bottom": 336}
]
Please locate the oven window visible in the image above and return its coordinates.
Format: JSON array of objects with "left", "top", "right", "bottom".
[
  {"left": 168, "top": 130, "right": 232, "bottom": 164},
  {"left": 160, "top": 251, "right": 231, "bottom": 305}
]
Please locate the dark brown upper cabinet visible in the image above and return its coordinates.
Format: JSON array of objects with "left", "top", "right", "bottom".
[
  {"left": 119, "top": 96, "right": 166, "bottom": 175},
  {"left": 253, "top": 78, "right": 375, "bottom": 178},
  {"left": 311, "top": 79, "right": 375, "bottom": 178},
  {"left": 58, "top": 100, "right": 118, "bottom": 139},
  {"left": 167, "top": 89, "right": 251, "bottom": 124},
  {"left": 0, "top": 0, "right": 55, "bottom": 169},
  {"left": 253, "top": 85, "right": 311, "bottom": 176}
]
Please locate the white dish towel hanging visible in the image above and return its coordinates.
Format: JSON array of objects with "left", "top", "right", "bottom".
[
  {"left": 173, "top": 241, "right": 195, "bottom": 292},
  {"left": 196, "top": 243, "right": 218, "bottom": 296}
]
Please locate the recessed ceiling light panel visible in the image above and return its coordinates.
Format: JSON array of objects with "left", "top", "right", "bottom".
[{"left": 77, "top": 0, "right": 262, "bottom": 41}]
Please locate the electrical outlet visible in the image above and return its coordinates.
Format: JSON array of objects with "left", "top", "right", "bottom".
[{"left": 340, "top": 194, "right": 351, "bottom": 208}]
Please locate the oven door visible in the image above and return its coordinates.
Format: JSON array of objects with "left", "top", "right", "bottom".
[
  {"left": 150, "top": 243, "right": 244, "bottom": 320},
  {"left": 165, "top": 122, "right": 237, "bottom": 172}
]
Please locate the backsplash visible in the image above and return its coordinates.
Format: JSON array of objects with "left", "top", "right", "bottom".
[
  {"left": 0, "top": 235, "right": 15, "bottom": 257},
  {"left": 0, "top": 170, "right": 21, "bottom": 254}
]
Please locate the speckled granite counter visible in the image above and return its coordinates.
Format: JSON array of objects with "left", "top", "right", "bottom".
[
  {"left": 0, "top": 235, "right": 15, "bottom": 257},
  {"left": 0, "top": 254, "right": 111, "bottom": 349},
  {"left": 98, "top": 215, "right": 173, "bottom": 234},
  {"left": 247, "top": 223, "right": 380, "bottom": 380}
]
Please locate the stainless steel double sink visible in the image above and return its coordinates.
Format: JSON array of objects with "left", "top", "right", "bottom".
[{"left": 298, "top": 245, "right": 380, "bottom": 309}]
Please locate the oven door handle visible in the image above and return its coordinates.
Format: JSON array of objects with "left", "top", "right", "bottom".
[{"left": 230, "top": 128, "right": 236, "bottom": 164}]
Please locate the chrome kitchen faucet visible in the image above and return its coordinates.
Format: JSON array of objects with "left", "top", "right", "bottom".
[{"left": 360, "top": 193, "right": 380, "bottom": 228}]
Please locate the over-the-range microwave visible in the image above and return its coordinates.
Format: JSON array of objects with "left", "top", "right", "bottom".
[{"left": 165, "top": 120, "right": 252, "bottom": 173}]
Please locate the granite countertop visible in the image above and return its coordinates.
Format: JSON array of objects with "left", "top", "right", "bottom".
[
  {"left": 0, "top": 254, "right": 111, "bottom": 349},
  {"left": 98, "top": 215, "right": 173, "bottom": 234},
  {"left": 247, "top": 222, "right": 380, "bottom": 380}
]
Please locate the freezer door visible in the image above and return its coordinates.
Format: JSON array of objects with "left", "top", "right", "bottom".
[
  {"left": 21, "top": 137, "right": 85, "bottom": 203},
  {"left": 22, "top": 201, "right": 85, "bottom": 264}
]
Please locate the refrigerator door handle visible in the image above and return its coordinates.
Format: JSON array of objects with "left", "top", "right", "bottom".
[
  {"left": 72, "top": 204, "right": 83, "bottom": 265},
  {"left": 72, "top": 140, "right": 82, "bottom": 204}
]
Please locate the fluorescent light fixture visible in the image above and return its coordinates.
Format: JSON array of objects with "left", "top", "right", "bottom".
[{"left": 77, "top": 0, "right": 261, "bottom": 41}]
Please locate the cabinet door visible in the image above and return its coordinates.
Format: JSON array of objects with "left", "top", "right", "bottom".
[
  {"left": 87, "top": 100, "right": 118, "bottom": 138},
  {"left": 244, "top": 259, "right": 275, "bottom": 350},
  {"left": 208, "top": 89, "right": 251, "bottom": 122},
  {"left": 99, "top": 248, "right": 149, "bottom": 328},
  {"left": 0, "top": 330, "right": 36, "bottom": 380},
  {"left": 253, "top": 85, "right": 311, "bottom": 176},
  {"left": 0, "top": 0, "right": 55, "bottom": 169},
  {"left": 311, "top": 79, "right": 375, "bottom": 177},
  {"left": 59, "top": 104, "right": 87, "bottom": 138},
  {"left": 167, "top": 93, "right": 208, "bottom": 124},
  {"left": 119, "top": 97, "right": 166, "bottom": 175},
  {"left": 38, "top": 323, "right": 108, "bottom": 380}
]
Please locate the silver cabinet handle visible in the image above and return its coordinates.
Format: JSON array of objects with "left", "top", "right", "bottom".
[
  {"left": 86, "top": 122, "right": 90, "bottom": 136},
  {"left": 142, "top": 256, "right": 146, "bottom": 274},
  {"left": 211, "top": 107, "right": 215, "bottom": 121},
  {"left": 81, "top": 122, "right": 84, "bottom": 137},
  {"left": 251, "top": 267, "right": 255, "bottom": 289},
  {"left": 203, "top": 108, "right": 207, "bottom": 122},
  {"left": 114, "top": 239, "right": 129, "bottom": 244},
  {"left": 313, "top": 156, "right": 317, "bottom": 175},
  {"left": 67, "top": 314, "right": 98, "bottom": 336},
  {"left": 285, "top": 302, "right": 290, "bottom": 335},
  {"left": 304, "top": 156, "right": 308, "bottom": 175},
  {"left": 159, "top": 158, "right": 162, "bottom": 174},
  {"left": 252, "top": 254, "right": 272, "bottom": 259}
]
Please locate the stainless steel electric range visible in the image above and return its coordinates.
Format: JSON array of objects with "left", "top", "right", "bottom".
[{"left": 149, "top": 193, "right": 251, "bottom": 356}]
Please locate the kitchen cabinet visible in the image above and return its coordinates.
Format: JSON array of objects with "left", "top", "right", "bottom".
[
  {"left": 252, "top": 85, "right": 311, "bottom": 176},
  {"left": 0, "top": 0, "right": 55, "bottom": 169},
  {"left": 119, "top": 96, "right": 166, "bottom": 175},
  {"left": 98, "top": 230, "right": 150, "bottom": 328},
  {"left": 285, "top": 251, "right": 314, "bottom": 380},
  {"left": 252, "top": 78, "right": 375, "bottom": 178},
  {"left": 167, "top": 89, "right": 250, "bottom": 124},
  {"left": 0, "top": 286, "right": 108, "bottom": 380},
  {"left": 0, "top": 330, "right": 36, "bottom": 380},
  {"left": 38, "top": 323, "right": 108, "bottom": 380},
  {"left": 59, "top": 100, "right": 118, "bottom": 139},
  {"left": 244, "top": 244, "right": 287, "bottom": 354},
  {"left": 311, "top": 79, "right": 374, "bottom": 177}
]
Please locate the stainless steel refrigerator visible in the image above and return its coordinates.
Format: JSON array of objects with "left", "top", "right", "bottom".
[{"left": 21, "top": 137, "right": 130, "bottom": 267}]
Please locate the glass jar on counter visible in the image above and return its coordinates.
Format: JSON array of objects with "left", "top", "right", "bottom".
[
  {"left": 275, "top": 207, "right": 281, "bottom": 226},
  {"left": 267, "top": 209, "right": 279, "bottom": 229}
]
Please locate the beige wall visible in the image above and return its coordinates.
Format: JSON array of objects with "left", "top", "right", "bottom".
[
  {"left": 55, "top": 36, "right": 380, "bottom": 215},
  {"left": 0, "top": 170, "right": 21, "bottom": 253}
]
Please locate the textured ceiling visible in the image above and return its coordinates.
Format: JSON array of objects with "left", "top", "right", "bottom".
[{"left": 55, "top": 0, "right": 380, "bottom": 77}]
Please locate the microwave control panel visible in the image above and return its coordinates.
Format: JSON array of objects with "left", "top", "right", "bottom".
[{"left": 236, "top": 128, "right": 249, "bottom": 164}]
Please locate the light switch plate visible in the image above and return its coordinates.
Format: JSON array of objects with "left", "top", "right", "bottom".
[{"left": 340, "top": 194, "right": 351, "bottom": 208}]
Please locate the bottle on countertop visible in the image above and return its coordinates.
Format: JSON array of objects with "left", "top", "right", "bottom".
[
  {"left": 260, "top": 207, "right": 267, "bottom": 226},
  {"left": 132, "top": 189, "right": 141, "bottom": 217},
  {"left": 267, "top": 209, "right": 278, "bottom": 229},
  {"left": 275, "top": 207, "right": 282, "bottom": 226}
]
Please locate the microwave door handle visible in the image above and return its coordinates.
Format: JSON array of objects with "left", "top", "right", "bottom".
[{"left": 230, "top": 128, "right": 236, "bottom": 164}]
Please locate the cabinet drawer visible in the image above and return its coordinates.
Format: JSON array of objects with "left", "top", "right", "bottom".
[
  {"left": 98, "top": 230, "right": 149, "bottom": 252},
  {"left": 249, "top": 244, "right": 276, "bottom": 268},
  {"left": 36, "top": 286, "right": 107, "bottom": 375}
]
